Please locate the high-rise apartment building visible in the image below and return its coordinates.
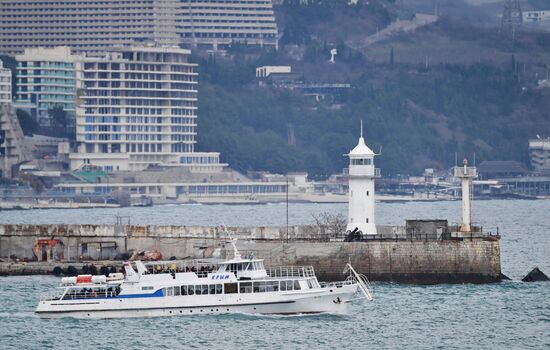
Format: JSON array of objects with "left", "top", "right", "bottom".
[
  {"left": 15, "top": 47, "right": 83, "bottom": 126},
  {"left": 177, "top": 0, "right": 278, "bottom": 50},
  {"left": 0, "top": 59, "right": 11, "bottom": 104},
  {"left": 0, "top": 0, "right": 278, "bottom": 55},
  {"left": 0, "top": 0, "right": 180, "bottom": 55},
  {"left": 70, "top": 46, "right": 221, "bottom": 172}
]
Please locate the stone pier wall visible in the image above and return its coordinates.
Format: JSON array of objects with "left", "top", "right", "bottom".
[{"left": 0, "top": 224, "right": 500, "bottom": 283}]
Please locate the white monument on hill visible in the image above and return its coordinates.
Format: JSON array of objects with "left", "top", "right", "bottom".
[{"left": 346, "top": 122, "right": 380, "bottom": 235}]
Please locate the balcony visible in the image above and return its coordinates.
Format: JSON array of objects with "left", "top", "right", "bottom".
[
  {"left": 346, "top": 167, "right": 381, "bottom": 177},
  {"left": 452, "top": 166, "right": 477, "bottom": 178}
]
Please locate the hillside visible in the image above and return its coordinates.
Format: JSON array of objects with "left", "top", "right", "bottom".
[{"left": 194, "top": 0, "right": 550, "bottom": 178}]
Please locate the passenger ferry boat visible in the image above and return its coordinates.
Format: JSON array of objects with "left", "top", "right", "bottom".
[{"left": 36, "top": 240, "right": 372, "bottom": 318}]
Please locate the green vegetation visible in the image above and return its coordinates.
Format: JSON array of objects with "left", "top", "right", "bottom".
[
  {"left": 194, "top": 1, "right": 550, "bottom": 177},
  {"left": 16, "top": 109, "right": 38, "bottom": 136}
]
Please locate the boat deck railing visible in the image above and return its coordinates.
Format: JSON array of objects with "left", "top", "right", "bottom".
[
  {"left": 145, "top": 260, "right": 219, "bottom": 276},
  {"left": 265, "top": 266, "right": 315, "bottom": 278},
  {"left": 39, "top": 292, "right": 64, "bottom": 301},
  {"left": 40, "top": 289, "right": 119, "bottom": 301},
  {"left": 319, "top": 280, "right": 355, "bottom": 288}
]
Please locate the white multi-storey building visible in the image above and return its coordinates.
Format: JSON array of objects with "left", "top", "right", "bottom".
[
  {"left": 0, "top": 0, "right": 180, "bottom": 55},
  {"left": 70, "top": 46, "right": 221, "bottom": 172},
  {"left": 0, "top": 59, "right": 11, "bottom": 104},
  {"left": 15, "top": 47, "right": 83, "bottom": 126},
  {"left": 529, "top": 137, "right": 550, "bottom": 173}
]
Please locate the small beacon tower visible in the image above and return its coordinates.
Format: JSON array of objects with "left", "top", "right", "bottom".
[
  {"left": 346, "top": 122, "right": 380, "bottom": 235},
  {"left": 453, "top": 158, "right": 477, "bottom": 232}
]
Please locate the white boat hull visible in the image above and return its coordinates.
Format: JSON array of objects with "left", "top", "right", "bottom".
[{"left": 36, "top": 285, "right": 357, "bottom": 319}]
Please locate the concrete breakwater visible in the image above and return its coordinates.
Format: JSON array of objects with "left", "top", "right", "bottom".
[{"left": 0, "top": 224, "right": 501, "bottom": 283}]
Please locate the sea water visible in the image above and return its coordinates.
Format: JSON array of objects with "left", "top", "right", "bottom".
[{"left": 0, "top": 200, "right": 549, "bottom": 349}]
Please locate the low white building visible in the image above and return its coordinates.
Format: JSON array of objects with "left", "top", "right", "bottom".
[
  {"left": 523, "top": 10, "right": 550, "bottom": 23},
  {"left": 256, "top": 66, "right": 291, "bottom": 78}
]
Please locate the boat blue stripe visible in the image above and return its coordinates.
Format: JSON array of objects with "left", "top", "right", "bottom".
[{"left": 118, "top": 289, "right": 164, "bottom": 298}]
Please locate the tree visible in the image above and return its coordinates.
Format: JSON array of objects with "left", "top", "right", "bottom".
[
  {"left": 16, "top": 109, "right": 38, "bottom": 136},
  {"left": 49, "top": 105, "right": 67, "bottom": 129}
]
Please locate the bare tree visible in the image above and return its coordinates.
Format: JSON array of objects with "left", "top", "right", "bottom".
[{"left": 311, "top": 212, "right": 347, "bottom": 240}]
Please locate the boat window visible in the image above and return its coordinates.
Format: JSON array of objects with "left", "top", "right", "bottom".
[
  {"left": 165, "top": 287, "right": 174, "bottom": 297},
  {"left": 181, "top": 286, "right": 188, "bottom": 296},
  {"left": 216, "top": 284, "right": 223, "bottom": 294},
  {"left": 294, "top": 280, "right": 301, "bottom": 290},
  {"left": 239, "top": 282, "right": 252, "bottom": 293},
  {"left": 195, "top": 285, "right": 202, "bottom": 295},
  {"left": 142, "top": 286, "right": 154, "bottom": 291},
  {"left": 253, "top": 281, "right": 266, "bottom": 293},
  {"left": 280, "top": 280, "right": 293, "bottom": 291},
  {"left": 257, "top": 262, "right": 265, "bottom": 270},
  {"left": 266, "top": 281, "right": 279, "bottom": 292},
  {"left": 209, "top": 284, "right": 216, "bottom": 295},
  {"left": 174, "top": 286, "right": 181, "bottom": 296},
  {"left": 188, "top": 286, "right": 194, "bottom": 295},
  {"left": 307, "top": 279, "right": 313, "bottom": 289},
  {"left": 224, "top": 283, "right": 238, "bottom": 294},
  {"left": 201, "top": 285, "right": 209, "bottom": 295}
]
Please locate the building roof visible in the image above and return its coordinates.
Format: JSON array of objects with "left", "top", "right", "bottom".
[
  {"left": 349, "top": 136, "right": 375, "bottom": 157},
  {"left": 477, "top": 160, "right": 527, "bottom": 175}
]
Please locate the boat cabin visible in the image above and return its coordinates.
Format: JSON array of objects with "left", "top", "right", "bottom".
[{"left": 217, "top": 259, "right": 268, "bottom": 280}]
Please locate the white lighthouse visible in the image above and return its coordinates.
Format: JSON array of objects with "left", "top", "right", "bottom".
[
  {"left": 346, "top": 122, "right": 380, "bottom": 235},
  {"left": 452, "top": 158, "right": 477, "bottom": 232}
]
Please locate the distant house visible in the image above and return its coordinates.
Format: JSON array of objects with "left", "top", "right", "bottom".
[
  {"left": 523, "top": 10, "right": 550, "bottom": 23},
  {"left": 477, "top": 161, "right": 527, "bottom": 179},
  {"left": 256, "top": 66, "right": 292, "bottom": 78}
]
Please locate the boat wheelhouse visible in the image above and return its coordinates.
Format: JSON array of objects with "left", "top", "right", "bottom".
[{"left": 36, "top": 240, "right": 372, "bottom": 319}]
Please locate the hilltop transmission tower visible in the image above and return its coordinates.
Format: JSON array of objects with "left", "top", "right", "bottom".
[{"left": 500, "top": 0, "right": 523, "bottom": 42}]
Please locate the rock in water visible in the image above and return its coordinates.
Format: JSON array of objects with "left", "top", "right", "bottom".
[{"left": 521, "top": 267, "right": 550, "bottom": 282}]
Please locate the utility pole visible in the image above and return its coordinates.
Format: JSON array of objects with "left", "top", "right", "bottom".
[
  {"left": 500, "top": 0, "right": 523, "bottom": 43},
  {"left": 286, "top": 175, "right": 289, "bottom": 242}
]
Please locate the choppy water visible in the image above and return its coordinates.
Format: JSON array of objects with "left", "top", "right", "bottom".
[{"left": 1, "top": 200, "right": 549, "bottom": 349}]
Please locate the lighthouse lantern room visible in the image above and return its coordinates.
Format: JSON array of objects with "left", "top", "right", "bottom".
[{"left": 346, "top": 122, "right": 380, "bottom": 236}]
